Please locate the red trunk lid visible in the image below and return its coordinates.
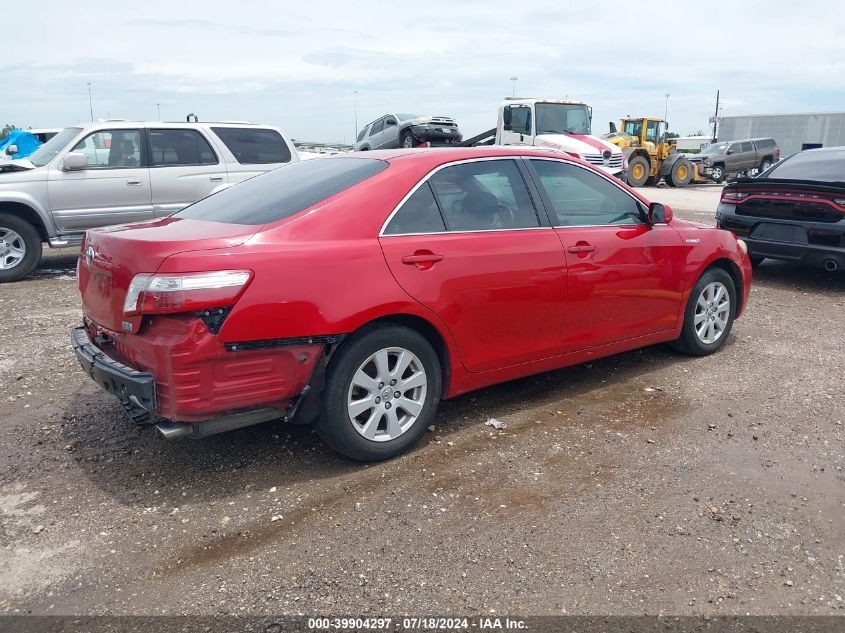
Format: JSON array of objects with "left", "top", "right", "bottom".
[{"left": 78, "top": 217, "right": 259, "bottom": 332}]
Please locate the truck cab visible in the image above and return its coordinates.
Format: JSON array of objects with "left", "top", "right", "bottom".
[{"left": 495, "top": 98, "right": 626, "bottom": 180}]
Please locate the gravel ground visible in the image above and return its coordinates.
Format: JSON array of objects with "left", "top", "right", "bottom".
[{"left": 1, "top": 188, "right": 843, "bottom": 617}]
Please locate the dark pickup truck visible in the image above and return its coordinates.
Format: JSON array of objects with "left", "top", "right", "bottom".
[{"left": 690, "top": 138, "right": 780, "bottom": 182}]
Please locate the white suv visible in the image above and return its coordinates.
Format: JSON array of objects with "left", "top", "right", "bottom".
[{"left": 0, "top": 120, "right": 299, "bottom": 282}]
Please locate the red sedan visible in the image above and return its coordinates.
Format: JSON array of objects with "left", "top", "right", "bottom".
[{"left": 72, "top": 148, "right": 752, "bottom": 461}]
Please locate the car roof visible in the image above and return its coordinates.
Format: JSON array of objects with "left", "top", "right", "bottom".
[{"left": 68, "top": 120, "right": 277, "bottom": 130}]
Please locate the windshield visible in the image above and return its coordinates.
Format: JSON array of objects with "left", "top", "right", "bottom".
[
  {"left": 701, "top": 143, "right": 728, "bottom": 155},
  {"left": 28, "top": 127, "right": 82, "bottom": 167},
  {"left": 395, "top": 114, "right": 419, "bottom": 121},
  {"left": 535, "top": 103, "right": 591, "bottom": 135}
]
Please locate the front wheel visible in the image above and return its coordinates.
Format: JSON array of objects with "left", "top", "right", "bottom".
[
  {"left": 401, "top": 131, "right": 416, "bottom": 149},
  {"left": 318, "top": 325, "right": 442, "bottom": 461},
  {"left": 627, "top": 156, "right": 650, "bottom": 187},
  {"left": 0, "top": 214, "right": 42, "bottom": 283},
  {"left": 709, "top": 165, "right": 725, "bottom": 183},
  {"left": 671, "top": 267, "right": 736, "bottom": 356},
  {"left": 669, "top": 157, "right": 693, "bottom": 187}
]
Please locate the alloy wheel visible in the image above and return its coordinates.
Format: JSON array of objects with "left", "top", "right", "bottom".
[
  {"left": 694, "top": 281, "right": 730, "bottom": 344},
  {"left": 346, "top": 347, "right": 427, "bottom": 442},
  {"left": 0, "top": 227, "right": 26, "bottom": 270}
]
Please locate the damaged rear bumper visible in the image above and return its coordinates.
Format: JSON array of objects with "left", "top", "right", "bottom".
[{"left": 71, "top": 326, "right": 156, "bottom": 413}]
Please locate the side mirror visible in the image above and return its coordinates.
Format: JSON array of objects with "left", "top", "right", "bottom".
[
  {"left": 503, "top": 107, "right": 512, "bottom": 130},
  {"left": 726, "top": 148, "right": 734, "bottom": 154},
  {"left": 5, "top": 144, "right": 18, "bottom": 156},
  {"left": 647, "top": 202, "right": 672, "bottom": 224},
  {"left": 62, "top": 152, "right": 89, "bottom": 171},
  {"left": 385, "top": 119, "right": 396, "bottom": 127},
  {"left": 609, "top": 122, "right": 617, "bottom": 133}
]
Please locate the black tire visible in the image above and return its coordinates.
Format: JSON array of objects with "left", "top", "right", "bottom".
[
  {"left": 317, "top": 324, "right": 442, "bottom": 461},
  {"left": 671, "top": 267, "right": 737, "bottom": 356},
  {"left": 645, "top": 175, "right": 660, "bottom": 186},
  {"left": 0, "top": 213, "right": 42, "bottom": 283},
  {"left": 759, "top": 158, "right": 772, "bottom": 173},
  {"left": 400, "top": 130, "right": 416, "bottom": 149},
  {"left": 668, "top": 157, "right": 693, "bottom": 187},
  {"left": 627, "top": 156, "right": 650, "bottom": 187},
  {"left": 710, "top": 164, "right": 726, "bottom": 183},
  {"left": 749, "top": 255, "right": 765, "bottom": 267}
]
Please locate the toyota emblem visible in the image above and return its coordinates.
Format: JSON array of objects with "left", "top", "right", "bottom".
[{"left": 85, "top": 246, "right": 95, "bottom": 267}]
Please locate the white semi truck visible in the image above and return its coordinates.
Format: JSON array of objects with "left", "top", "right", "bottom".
[{"left": 445, "top": 98, "right": 626, "bottom": 181}]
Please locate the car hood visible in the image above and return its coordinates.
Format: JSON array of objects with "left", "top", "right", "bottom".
[
  {"left": 534, "top": 133, "right": 622, "bottom": 156},
  {"left": 0, "top": 159, "right": 37, "bottom": 175},
  {"left": 673, "top": 218, "right": 716, "bottom": 230}
]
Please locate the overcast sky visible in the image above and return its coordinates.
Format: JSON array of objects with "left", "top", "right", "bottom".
[{"left": 4, "top": 0, "right": 844, "bottom": 143}]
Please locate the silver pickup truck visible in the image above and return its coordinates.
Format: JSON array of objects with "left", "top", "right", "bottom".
[{"left": 0, "top": 120, "right": 299, "bottom": 282}]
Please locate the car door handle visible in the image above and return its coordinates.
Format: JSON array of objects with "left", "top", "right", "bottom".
[
  {"left": 126, "top": 179, "right": 143, "bottom": 186},
  {"left": 401, "top": 253, "right": 444, "bottom": 265},
  {"left": 567, "top": 245, "right": 596, "bottom": 254},
  {"left": 209, "top": 176, "right": 224, "bottom": 182}
]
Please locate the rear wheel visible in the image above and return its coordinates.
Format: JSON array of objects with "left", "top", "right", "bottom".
[
  {"left": 401, "top": 131, "right": 416, "bottom": 149},
  {"left": 0, "top": 214, "right": 42, "bottom": 283},
  {"left": 318, "top": 324, "right": 442, "bottom": 461},
  {"left": 671, "top": 267, "right": 736, "bottom": 356},
  {"left": 627, "top": 156, "right": 650, "bottom": 187},
  {"left": 668, "top": 157, "right": 693, "bottom": 187},
  {"left": 759, "top": 158, "right": 772, "bottom": 172}
]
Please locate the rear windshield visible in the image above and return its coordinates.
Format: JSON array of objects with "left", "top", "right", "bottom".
[
  {"left": 211, "top": 127, "right": 291, "bottom": 164},
  {"left": 175, "top": 157, "right": 388, "bottom": 225},
  {"left": 764, "top": 149, "right": 845, "bottom": 182}
]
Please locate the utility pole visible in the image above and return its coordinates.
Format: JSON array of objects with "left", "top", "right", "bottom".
[
  {"left": 712, "top": 90, "right": 720, "bottom": 143},
  {"left": 354, "top": 90, "right": 358, "bottom": 139},
  {"left": 510, "top": 76, "right": 518, "bottom": 97},
  {"left": 87, "top": 82, "right": 94, "bottom": 121},
  {"left": 157, "top": 103, "right": 161, "bottom": 120},
  {"left": 664, "top": 93, "right": 670, "bottom": 123}
]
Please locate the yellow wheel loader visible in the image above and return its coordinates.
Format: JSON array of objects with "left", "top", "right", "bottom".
[{"left": 604, "top": 117, "right": 707, "bottom": 187}]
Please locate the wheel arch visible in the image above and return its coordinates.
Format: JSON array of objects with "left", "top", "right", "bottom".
[
  {"left": 704, "top": 257, "right": 745, "bottom": 315},
  {"left": 0, "top": 201, "right": 49, "bottom": 242},
  {"left": 334, "top": 312, "right": 453, "bottom": 400}
]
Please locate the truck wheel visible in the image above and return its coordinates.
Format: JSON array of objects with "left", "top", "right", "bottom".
[
  {"left": 0, "top": 214, "right": 42, "bottom": 283},
  {"left": 710, "top": 165, "right": 725, "bottom": 183},
  {"left": 627, "top": 156, "right": 650, "bottom": 187},
  {"left": 401, "top": 131, "right": 416, "bottom": 149},
  {"left": 759, "top": 158, "right": 772, "bottom": 172},
  {"left": 671, "top": 267, "right": 736, "bottom": 356},
  {"left": 668, "top": 157, "right": 693, "bottom": 187},
  {"left": 318, "top": 324, "right": 442, "bottom": 461}
]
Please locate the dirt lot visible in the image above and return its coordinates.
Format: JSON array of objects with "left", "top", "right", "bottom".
[{"left": 1, "top": 186, "right": 843, "bottom": 617}]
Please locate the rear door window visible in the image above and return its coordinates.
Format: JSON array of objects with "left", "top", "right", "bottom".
[
  {"left": 383, "top": 183, "right": 446, "bottom": 235},
  {"left": 210, "top": 127, "right": 291, "bottom": 164},
  {"left": 741, "top": 141, "right": 754, "bottom": 152},
  {"left": 175, "top": 157, "right": 388, "bottom": 224},
  {"left": 429, "top": 159, "right": 539, "bottom": 231},
  {"left": 149, "top": 129, "right": 218, "bottom": 166}
]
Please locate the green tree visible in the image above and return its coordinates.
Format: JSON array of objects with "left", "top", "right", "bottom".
[
  {"left": 665, "top": 131, "right": 679, "bottom": 140},
  {"left": 0, "top": 124, "right": 17, "bottom": 141}
]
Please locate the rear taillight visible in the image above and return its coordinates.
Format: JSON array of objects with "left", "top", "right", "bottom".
[
  {"left": 123, "top": 270, "right": 253, "bottom": 316},
  {"left": 721, "top": 190, "right": 749, "bottom": 203},
  {"left": 834, "top": 198, "right": 845, "bottom": 208},
  {"left": 775, "top": 148, "right": 781, "bottom": 158}
]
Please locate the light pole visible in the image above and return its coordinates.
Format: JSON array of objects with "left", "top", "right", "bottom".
[
  {"left": 157, "top": 103, "right": 161, "bottom": 120},
  {"left": 510, "top": 76, "right": 518, "bottom": 97},
  {"left": 354, "top": 90, "right": 358, "bottom": 139},
  {"left": 87, "top": 82, "right": 94, "bottom": 121},
  {"left": 664, "top": 93, "right": 670, "bottom": 123}
]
